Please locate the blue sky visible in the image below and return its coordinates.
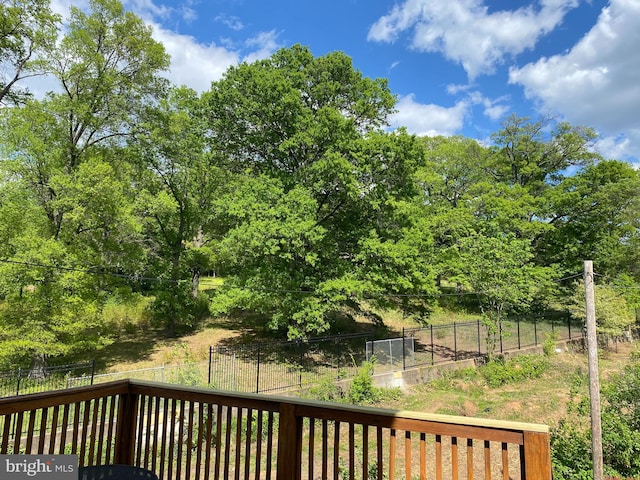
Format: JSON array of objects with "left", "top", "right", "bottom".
[{"left": 48, "top": 0, "right": 640, "bottom": 164}]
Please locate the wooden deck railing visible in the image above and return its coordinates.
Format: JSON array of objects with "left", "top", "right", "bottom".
[{"left": 0, "top": 379, "right": 551, "bottom": 479}]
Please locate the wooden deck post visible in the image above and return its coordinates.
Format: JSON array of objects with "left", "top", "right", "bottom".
[
  {"left": 521, "top": 431, "right": 552, "bottom": 480},
  {"left": 114, "top": 384, "right": 139, "bottom": 466},
  {"left": 276, "top": 403, "right": 302, "bottom": 480}
]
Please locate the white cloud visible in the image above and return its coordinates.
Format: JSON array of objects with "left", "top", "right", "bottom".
[
  {"left": 25, "top": 0, "right": 280, "bottom": 97},
  {"left": 390, "top": 94, "right": 470, "bottom": 136},
  {"left": 152, "top": 26, "right": 240, "bottom": 91},
  {"left": 509, "top": 0, "right": 640, "bottom": 160},
  {"left": 367, "top": 0, "right": 578, "bottom": 79},
  {"left": 215, "top": 14, "right": 245, "bottom": 31},
  {"left": 242, "top": 30, "right": 281, "bottom": 64}
]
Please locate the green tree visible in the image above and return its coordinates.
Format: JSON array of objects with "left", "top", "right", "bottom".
[
  {"left": 0, "top": 0, "right": 59, "bottom": 104},
  {"left": 539, "top": 160, "right": 640, "bottom": 279},
  {"left": 457, "top": 233, "right": 554, "bottom": 356},
  {"left": 130, "top": 86, "right": 223, "bottom": 336},
  {"left": 567, "top": 281, "right": 635, "bottom": 336},
  {"left": 204, "top": 46, "right": 433, "bottom": 337},
  {"left": 488, "top": 114, "right": 600, "bottom": 194},
  {"left": 0, "top": 0, "right": 169, "bottom": 366}
]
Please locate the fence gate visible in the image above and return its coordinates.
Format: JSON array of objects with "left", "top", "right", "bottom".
[{"left": 366, "top": 337, "right": 415, "bottom": 371}]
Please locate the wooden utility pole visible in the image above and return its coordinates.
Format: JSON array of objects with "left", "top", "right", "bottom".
[{"left": 584, "top": 260, "right": 603, "bottom": 480}]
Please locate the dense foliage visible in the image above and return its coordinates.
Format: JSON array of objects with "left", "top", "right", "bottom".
[
  {"left": 552, "top": 354, "right": 640, "bottom": 478},
  {"left": 0, "top": 0, "right": 638, "bottom": 368}
]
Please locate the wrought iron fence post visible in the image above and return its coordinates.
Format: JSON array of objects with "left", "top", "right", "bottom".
[
  {"left": 402, "top": 327, "right": 406, "bottom": 371},
  {"left": 298, "top": 341, "right": 303, "bottom": 388},
  {"left": 454, "top": 323, "right": 458, "bottom": 362},
  {"left": 208, "top": 346, "right": 212, "bottom": 385},
  {"left": 16, "top": 367, "right": 21, "bottom": 397},
  {"left": 256, "top": 344, "right": 261, "bottom": 394},
  {"left": 430, "top": 325, "right": 434, "bottom": 365},
  {"left": 90, "top": 360, "right": 96, "bottom": 385},
  {"left": 477, "top": 319, "right": 481, "bottom": 356}
]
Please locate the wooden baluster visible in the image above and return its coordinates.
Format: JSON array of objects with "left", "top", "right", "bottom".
[
  {"left": 167, "top": 399, "right": 177, "bottom": 480},
  {"left": 349, "top": 423, "right": 355, "bottom": 480},
  {"left": 38, "top": 406, "right": 49, "bottom": 453},
  {"left": 176, "top": 400, "right": 186, "bottom": 479},
  {"left": 48, "top": 406, "right": 58, "bottom": 454},
  {"left": 234, "top": 407, "right": 243, "bottom": 480},
  {"left": 484, "top": 440, "right": 491, "bottom": 480},
  {"left": 321, "top": 419, "right": 328, "bottom": 480},
  {"left": 214, "top": 404, "right": 223, "bottom": 480},
  {"left": 244, "top": 408, "right": 252, "bottom": 480},
  {"left": 420, "top": 433, "right": 426, "bottom": 480},
  {"left": 14, "top": 411, "right": 24, "bottom": 454},
  {"left": 159, "top": 398, "right": 169, "bottom": 480},
  {"left": 405, "top": 430, "right": 411, "bottom": 480},
  {"left": 308, "top": 418, "right": 314, "bottom": 480},
  {"left": 185, "top": 401, "right": 195, "bottom": 480},
  {"left": 96, "top": 398, "right": 107, "bottom": 463},
  {"left": 204, "top": 404, "right": 214, "bottom": 480},
  {"left": 105, "top": 397, "right": 117, "bottom": 463},
  {"left": 389, "top": 429, "right": 396, "bottom": 480},
  {"left": 59, "top": 404, "right": 70, "bottom": 455},
  {"left": 142, "top": 396, "right": 153, "bottom": 468},
  {"left": 254, "top": 410, "right": 263, "bottom": 480},
  {"left": 151, "top": 397, "right": 161, "bottom": 475},
  {"left": 376, "top": 426, "right": 383, "bottom": 480},
  {"left": 195, "top": 402, "right": 204, "bottom": 480},
  {"left": 1, "top": 414, "right": 10, "bottom": 453},
  {"left": 26, "top": 409, "right": 36, "bottom": 454},
  {"left": 466, "top": 439, "right": 474, "bottom": 480},
  {"left": 223, "top": 406, "right": 233, "bottom": 480},
  {"left": 452, "top": 437, "right": 458, "bottom": 480},
  {"left": 435, "top": 434, "right": 442, "bottom": 480},
  {"left": 362, "top": 425, "right": 369, "bottom": 480},
  {"left": 265, "top": 411, "right": 274, "bottom": 480},
  {"left": 88, "top": 398, "right": 100, "bottom": 463},
  {"left": 502, "top": 442, "right": 509, "bottom": 480},
  {"left": 332, "top": 421, "right": 340, "bottom": 480}
]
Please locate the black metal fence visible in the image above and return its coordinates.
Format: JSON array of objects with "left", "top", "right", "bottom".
[
  {"left": 0, "top": 361, "right": 96, "bottom": 398},
  {"left": 208, "top": 332, "right": 372, "bottom": 393},
  {"left": 367, "top": 313, "right": 582, "bottom": 371}
]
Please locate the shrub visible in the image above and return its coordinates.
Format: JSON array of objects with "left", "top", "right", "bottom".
[
  {"left": 479, "top": 355, "right": 549, "bottom": 388},
  {"left": 543, "top": 332, "right": 559, "bottom": 357},
  {"left": 347, "top": 361, "right": 380, "bottom": 405}
]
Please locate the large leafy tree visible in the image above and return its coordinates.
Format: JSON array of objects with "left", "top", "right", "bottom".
[
  {"left": 539, "top": 160, "right": 640, "bottom": 279},
  {"left": 0, "top": 0, "right": 59, "bottom": 104},
  {"left": 488, "top": 114, "right": 600, "bottom": 194},
  {"left": 130, "top": 86, "right": 224, "bottom": 336},
  {"left": 0, "top": 0, "right": 169, "bottom": 366},
  {"left": 456, "top": 232, "right": 554, "bottom": 355},
  {"left": 203, "top": 45, "right": 434, "bottom": 337}
]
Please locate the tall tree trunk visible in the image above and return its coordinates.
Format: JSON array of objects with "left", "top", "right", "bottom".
[{"left": 191, "top": 227, "right": 203, "bottom": 298}]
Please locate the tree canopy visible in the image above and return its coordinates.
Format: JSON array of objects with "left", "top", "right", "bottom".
[{"left": 0, "top": 0, "right": 638, "bottom": 366}]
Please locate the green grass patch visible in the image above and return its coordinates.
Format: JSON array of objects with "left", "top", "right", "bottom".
[{"left": 198, "top": 276, "right": 224, "bottom": 291}]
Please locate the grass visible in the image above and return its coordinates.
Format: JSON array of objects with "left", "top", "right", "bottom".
[
  {"left": 386, "top": 342, "right": 634, "bottom": 427},
  {"left": 198, "top": 276, "right": 225, "bottom": 291},
  {"left": 88, "top": 278, "right": 634, "bottom": 430}
]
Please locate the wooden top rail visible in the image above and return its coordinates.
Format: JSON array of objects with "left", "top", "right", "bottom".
[
  {"left": 0, "top": 378, "right": 548, "bottom": 438},
  {"left": 0, "top": 381, "right": 130, "bottom": 414},
  {"left": 0, "top": 379, "right": 552, "bottom": 479}
]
